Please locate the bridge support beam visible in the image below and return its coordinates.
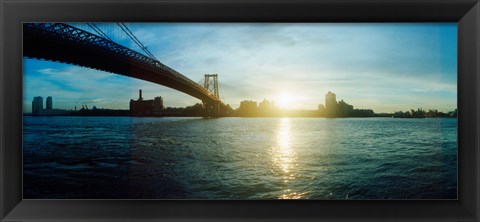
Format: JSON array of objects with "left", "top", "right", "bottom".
[{"left": 203, "top": 101, "right": 221, "bottom": 117}]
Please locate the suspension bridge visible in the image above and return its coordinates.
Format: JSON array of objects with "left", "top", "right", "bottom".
[{"left": 23, "top": 23, "right": 228, "bottom": 116}]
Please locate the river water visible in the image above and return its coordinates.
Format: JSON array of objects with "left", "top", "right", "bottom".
[{"left": 23, "top": 116, "right": 457, "bottom": 199}]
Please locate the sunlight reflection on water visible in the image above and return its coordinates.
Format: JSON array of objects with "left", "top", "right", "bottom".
[{"left": 272, "top": 118, "right": 306, "bottom": 199}]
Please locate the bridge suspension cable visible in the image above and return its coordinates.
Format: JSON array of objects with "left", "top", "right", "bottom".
[
  {"left": 116, "top": 23, "right": 159, "bottom": 61},
  {"left": 87, "top": 23, "right": 113, "bottom": 42},
  {"left": 218, "top": 78, "right": 224, "bottom": 101},
  {"left": 76, "top": 23, "right": 159, "bottom": 61}
]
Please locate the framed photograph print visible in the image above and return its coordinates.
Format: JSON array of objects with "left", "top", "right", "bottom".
[{"left": 1, "top": 0, "right": 479, "bottom": 221}]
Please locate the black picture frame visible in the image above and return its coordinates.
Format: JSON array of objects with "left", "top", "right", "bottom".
[{"left": 1, "top": 0, "right": 479, "bottom": 221}]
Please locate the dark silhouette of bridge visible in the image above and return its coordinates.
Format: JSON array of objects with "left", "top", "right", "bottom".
[{"left": 23, "top": 23, "right": 226, "bottom": 116}]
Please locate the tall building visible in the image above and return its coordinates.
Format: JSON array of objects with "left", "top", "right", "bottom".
[
  {"left": 153, "top": 97, "right": 164, "bottom": 114},
  {"left": 30, "top": 96, "right": 68, "bottom": 116},
  {"left": 239, "top": 100, "right": 258, "bottom": 117},
  {"left": 46, "top": 96, "right": 52, "bottom": 109},
  {"left": 258, "top": 99, "right": 276, "bottom": 116},
  {"left": 325, "top": 91, "right": 337, "bottom": 117},
  {"left": 130, "top": 89, "right": 164, "bottom": 116},
  {"left": 32, "top": 96, "right": 43, "bottom": 116}
]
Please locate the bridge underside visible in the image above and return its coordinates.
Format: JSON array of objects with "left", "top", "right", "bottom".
[{"left": 23, "top": 27, "right": 220, "bottom": 105}]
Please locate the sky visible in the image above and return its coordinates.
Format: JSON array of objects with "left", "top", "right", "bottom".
[{"left": 23, "top": 23, "right": 457, "bottom": 113}]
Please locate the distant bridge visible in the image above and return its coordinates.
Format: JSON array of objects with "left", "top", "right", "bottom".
[{"left": 23, "top": 23, "right": 226, "bottom": 116}]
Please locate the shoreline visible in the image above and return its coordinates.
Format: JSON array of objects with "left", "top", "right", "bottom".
[{"left": 22, "top": 114, "right": 457, "bottom": 119}]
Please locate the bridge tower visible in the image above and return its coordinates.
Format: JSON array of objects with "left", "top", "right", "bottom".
[
  {"left": 203, "top": 74, "right": 220, "bottom": 116},
  {"left": 204, "top": 74, "right": 219, "bottom": 98}
]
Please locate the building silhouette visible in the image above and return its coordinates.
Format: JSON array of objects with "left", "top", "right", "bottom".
[
  {"left": 320, "top": 91, "right": 375, "bottom": 117},
  {"left": 46, "top": 96, "right": 52, "bottom": 109},
  {"left": 31, "top": 96, "right": 68, "bottom": 116},
  {"left": 337, "top": 99, "right": 353, "bottom": 117},
  {"left": 258, "top": 99, "right": 276, "bottom": 116},
  {"left": 130, "top": 89, "right": 164, "bottom": 116},
  {"left": 32, "top": 96, "right": 43, "bottom": 116},
  {"left": 238, "top": 100, "right": 258, "bottom": 117},
  {"left": 325, "top": 91, "right": 337, "bottom": 117}
]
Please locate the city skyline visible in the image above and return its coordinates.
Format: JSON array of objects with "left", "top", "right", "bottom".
[
  {"left": 26, "top": 90, "right": 457, "bottom": 118},
  {"left": 23, "top": 23, "right": 457, "bottom": 113}
]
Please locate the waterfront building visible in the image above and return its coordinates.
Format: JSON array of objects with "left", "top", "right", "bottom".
[
  {"left": 239, "top": 100, "right": 258, "bottom": 117},
  {"left": 130, "top": 89, "right": 164, "bottom": 116},
  {"left": 46, "top": 96, "right": 52, "bottom": 109},
  {"left": 153, "top": 97, "right": 164, "bottom": 114},
  {"left": 31, "top": 96, "right": 68, "bottom": 116},
  {"left": 32, "top": 96, "right": 43, "bottom": 116},
  {"left": 351, "top": 109, "right": 375, "bottom": 117},
  {"left": 258, "top": 99, "right": 276, "bottom": 116},
  {"left": 337, "top": 99, "right": 354, "bottom": 117},
  {"left": 325, "top": 91, "right": 337, "bottom": 117}
]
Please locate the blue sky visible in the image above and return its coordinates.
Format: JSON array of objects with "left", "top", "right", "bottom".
[{"left": 23, "top": 23, "right": 457, "bottom": 113}]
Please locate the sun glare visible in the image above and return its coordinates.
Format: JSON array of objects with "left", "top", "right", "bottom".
[{"left": 275, "top": 92, "right": 294, "bottom": 109}]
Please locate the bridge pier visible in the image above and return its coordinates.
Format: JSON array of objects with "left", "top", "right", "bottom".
[{"left": 203, "top": 101, "right": 221, "bottom": 117}]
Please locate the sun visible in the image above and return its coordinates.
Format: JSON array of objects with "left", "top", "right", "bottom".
[{"left": 275, "top": 92, "right": 294, "bottom": 109}]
